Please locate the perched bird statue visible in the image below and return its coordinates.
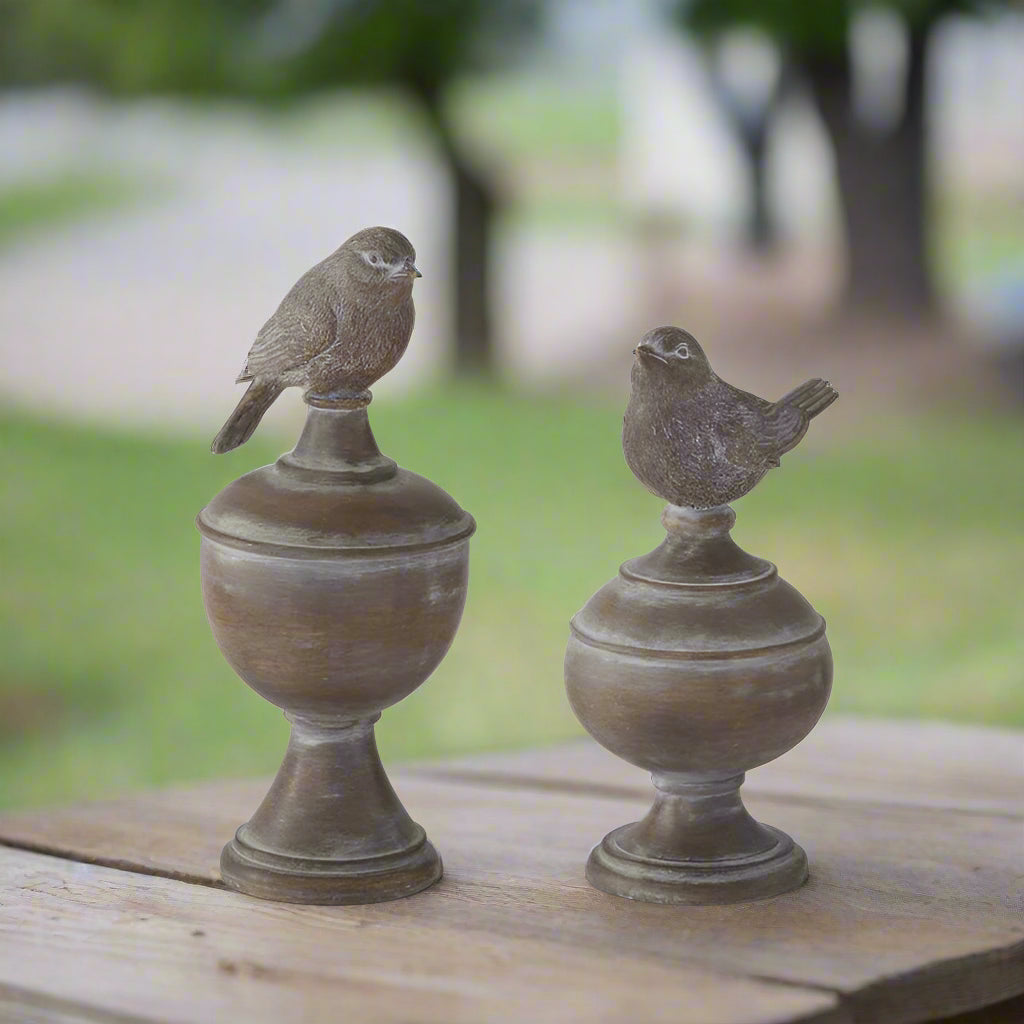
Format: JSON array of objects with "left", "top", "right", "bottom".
[
  {"left": 623, "top": 326, "right": 838, "bottom": 508},
  {"left": 211, "top": 226, "right": 421, "bottom": 454}
]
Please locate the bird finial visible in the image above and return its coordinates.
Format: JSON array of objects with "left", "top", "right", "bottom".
[{"left": 623, "top": 327, "right": 837, "bottom": 508}]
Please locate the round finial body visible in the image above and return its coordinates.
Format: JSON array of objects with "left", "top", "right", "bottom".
[
  {"left": 198, "top": 396, "right": 474, "bottom": 903},
  {"left": 564, "top": 504, "right": 831, "bottom": 904}
]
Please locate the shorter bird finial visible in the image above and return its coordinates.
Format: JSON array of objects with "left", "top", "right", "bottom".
[{"left": 622, "top": 327, "right": 838, "bottom": 508}]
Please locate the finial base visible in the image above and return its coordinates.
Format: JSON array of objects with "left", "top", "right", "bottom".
[
  {"left": 585, "top": 773, "right": 806, "bottom": 904},
  {"left": 219, "top": 715, "right": 441, "bottom": 905},
  {"left": 221, "top": 836, "right": 442, "bottom": 905}
]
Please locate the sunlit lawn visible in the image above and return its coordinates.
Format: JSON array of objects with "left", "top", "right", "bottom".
[
  {"left": 1, "top": 390, "right": 1021, "bottom": 810},
  {"left": 0, "top": 172, "right": 151, "bottom": 247}
]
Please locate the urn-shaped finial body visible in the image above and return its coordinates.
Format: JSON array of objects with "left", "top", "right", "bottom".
[
  {"left": 198, "top": 395, "right": 474, "bottom": 904},
  {"left": 565, "top": 504, "right": 831, "bottom": 904}
]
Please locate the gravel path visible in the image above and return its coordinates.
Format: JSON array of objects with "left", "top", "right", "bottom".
[
  {"left": 1, "top": 92, "right": 1015, "bottom": 444},
  {"left": 0, "top": 93, "right": 645, "bottom": 438}
]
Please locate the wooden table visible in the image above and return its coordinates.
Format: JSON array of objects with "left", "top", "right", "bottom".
[{"left": 1, "top": 716, "right": 1021, "bottom": 1024}]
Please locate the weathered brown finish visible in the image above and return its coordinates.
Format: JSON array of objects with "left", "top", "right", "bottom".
[
  {"left": 565, "top": 503, "right": 832, "bottom": 903},
  {"left": 1, "top": 720, "right": 1021, "bottom": 1024},
  {"left": 622, "top": 327, "right": 837, "bottom": 508},
  {"left": 197, "top": 394, "right": 473, "bottom": 903},
  {"left": 211, "top": 225, "right": 421, "bottom": 454}
]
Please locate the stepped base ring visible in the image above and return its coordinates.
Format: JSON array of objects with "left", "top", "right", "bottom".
[
  {"left": 220, "top": 831, "right": 443, "bottom": 905},
  {"left": 586, "top": 823, "right": 807, "bottom": 905}
]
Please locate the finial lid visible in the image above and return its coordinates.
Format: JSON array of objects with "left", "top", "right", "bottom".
[
  {"left": 570, "top": 503, "right": 824, "bottom": 657},
  {"left": 197, "top": 396, "right": 475, "bottom": 555}
]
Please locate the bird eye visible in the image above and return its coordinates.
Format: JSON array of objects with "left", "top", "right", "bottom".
[
  {"left": 367, "top": 253, "right": 381, "bottom": 265},
  {"left": 674, "top": 343, "right": 690, "bottom": 359}
]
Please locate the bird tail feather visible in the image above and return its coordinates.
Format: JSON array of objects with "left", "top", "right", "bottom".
[
  {"left": 779, "top": 378, "right": 838, "bottom": 420},
  {"left": 211, "top": 380, "right": 284, "bottom": 454}
]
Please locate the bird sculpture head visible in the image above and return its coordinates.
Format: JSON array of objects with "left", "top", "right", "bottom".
[
  {"left": 337, "top": 226, "right": 422, "bottom": 292},
  {"left": 632, "top": 327, "right": 713, "bottom": 390}
]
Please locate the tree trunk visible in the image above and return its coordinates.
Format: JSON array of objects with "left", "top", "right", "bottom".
[
  {"left": 804, "top": 25, "right": 934, "bottom": 316},
  {"left": 743, "top": 124, "right": 774, "bottom": 251},
  {"left": 706, "top": 62, "right": 780, "bottom": 253},
  {"left": 422, "top": 95, "right": 496, "bottom": 375}
]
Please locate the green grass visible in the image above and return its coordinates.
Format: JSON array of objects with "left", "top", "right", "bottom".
[
  {"left": 449, "top": 74, "right": 620, "bottom": 159},
  {"left": 265, "top": 77, "right": 621, "bottom": 161},
  {"left": 936, "top": 192, "right": 1024, "bottom": 288},
  {"left": 0, "top": 172, "right": 150, "bottom": 246},
  {"left": 1, "top": 390, "right": 1022, "bottom": 810}
]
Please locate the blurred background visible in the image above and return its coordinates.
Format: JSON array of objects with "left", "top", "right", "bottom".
[{"left": 0, "top": 0, "right": 1021, "bottom": 810}]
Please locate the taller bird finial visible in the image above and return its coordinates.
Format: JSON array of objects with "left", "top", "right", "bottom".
[
  {"left": 622, "top": 326, "right": 838, "bottom": 508},
  {"left": 211, "top": 226, "right": 421, "bottom": 454}
]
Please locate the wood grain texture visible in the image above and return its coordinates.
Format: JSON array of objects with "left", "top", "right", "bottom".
[
  {"left": 418, "top": 715, "right": 1024, "bottom": 818},
  {"left": 0, "top": 847, "right": 844, "bottom": 1024},
  {"left": 2, "top": 763, "right": 1022, "bottom": 1020},
  {"left": 1, "top": 720, "right": 1022, "bottom": 1023}
]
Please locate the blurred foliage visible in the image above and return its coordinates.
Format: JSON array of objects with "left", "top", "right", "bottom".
[
  {"left": 684, "top": 0, "right": 848, "bottom": 55},
  {"left": 244, "top": 0, "right": 540, "bottom": 103},
  {"left": 1, "top": 394, "right": 1022, "bottom": 809},
  {"left": 682, "top": 0, "right": 992, "bottom": 55},
  {"left": 0, "top": 0, "right": 540, "bottom": 102},
  {"left": 0, "top": 0, "right": 266, "bottom": 94}
]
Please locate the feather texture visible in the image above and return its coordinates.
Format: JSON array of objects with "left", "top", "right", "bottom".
[
  {"left": 623, "top": 327, "right": 838, "bottom": 507},
  {"left": 211, "top": 226, "right": 419, "bottom": 454}
]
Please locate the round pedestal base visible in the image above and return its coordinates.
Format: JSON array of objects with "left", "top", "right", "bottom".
[
  {"left": 221, "top": 830, "right": 442, "bottom": 905},
  {"left": 586, "top": 823, "right": 807, "bottom": 905},
  {"left": 218, "top": 715, "right": 443, "bottom": 905}
]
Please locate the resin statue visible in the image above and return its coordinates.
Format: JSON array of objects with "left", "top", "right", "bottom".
[
  {"left": 211, "top": 226, "right": 421, "bottom": 454},
  {"left": 198, "top": 227, "right": 472, "bottom": 905},
  {"left": 565, "top": 328, "right": 837, "bottom": 904},
  {"left": 623, "top": 326, "right": 838, "bottom": 508}
]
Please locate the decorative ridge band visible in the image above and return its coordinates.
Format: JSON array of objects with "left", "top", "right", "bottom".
[
  {"left": 232, "top": 823, "right": 429, "bottom": 866},
  {"left": 274, "top": 453, "right": 399, "bottom": 484},
  {"left": 196, "top": 512, "right": 476, "bottom": 558},
  {"left": 619, "top": 562, "right": 778, "bottom": 589},
  {"left": 568, "top": 616, "right": 826, "bottom": 661},
  {"left": 304, "top": 390, "right": 372, "bottom": 410}
]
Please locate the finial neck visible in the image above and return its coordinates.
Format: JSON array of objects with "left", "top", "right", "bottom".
[
  {"left": 620, "top": 503, "right": 772, "bottom": 586},
  {"left": 277, "top": 391, "right": 396, "bottom": 481},
  {"left": 661, "top": 504, "right": 735, "bottom": 540},
  {"left": 304, "top": 389, "right": 372, "bottom": 411}
]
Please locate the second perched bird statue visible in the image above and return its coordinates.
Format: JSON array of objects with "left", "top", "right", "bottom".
[
  {"left": 211, "top": 225, "right": 421, "bottom": 454},
  {"left": 623, "top": 326, "right": 838, "bottom": 508},
  {"left": 567, "top": 326, "right": 837, "bottom": 904}
]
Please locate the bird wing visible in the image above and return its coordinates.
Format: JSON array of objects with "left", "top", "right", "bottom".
[
  {"left": 750, "top": 401, "right": 807, "bottom": 462},
  {"left": 760, "top": 378, "right": 838, "bottom": 457},
  {"left": 715, "top": 386, "right": 791, "bottom": 465},
  {"left": 240, "top": 266, "right": 339, "bottom": 381}
]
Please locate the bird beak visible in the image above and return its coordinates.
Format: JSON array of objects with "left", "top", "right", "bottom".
[
  {"left": 635, "top": 344, "right": 667, "bottom": 365},
  {"left": 390, "top": 261, "right": 422, "bottom": 281}
]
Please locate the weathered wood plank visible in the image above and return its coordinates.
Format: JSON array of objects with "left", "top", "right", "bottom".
[
  {"left": 929, "top": 993, "right": 1024, "bottom": 1024},
  {"left": 415, "top": 716, "right": 1024, "bottom": 818},
  {"left": 0, "top": 982, "right": 150, "bottom": 1024},
  {"left": 1, "top": 768, "right": 1021, "bottom": 1024},
  {"left": 0, "top": 846, "right": 845, "bottom": 1024}
]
